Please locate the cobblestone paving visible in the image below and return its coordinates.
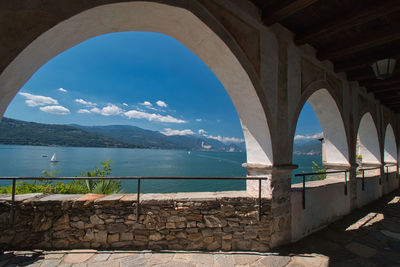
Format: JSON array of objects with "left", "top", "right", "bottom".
[{"left": 1, "top": 190, "right": 400, "bottom": 267}]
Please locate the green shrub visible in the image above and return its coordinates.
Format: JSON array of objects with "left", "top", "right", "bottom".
[
  {"left": 309, "top": 161, "right": 327, "bottom": 181},
  {"left": 0, "top": 159, "right": 121, "bottom": 195}
]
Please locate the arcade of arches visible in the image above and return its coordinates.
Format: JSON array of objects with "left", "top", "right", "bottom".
[{"left": 0, "top": 0, "right": 398, "bottom": 249}]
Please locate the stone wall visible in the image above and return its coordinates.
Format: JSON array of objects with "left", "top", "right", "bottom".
[{"left": 0, "top": 192, "right": 272, "bottom": 251}]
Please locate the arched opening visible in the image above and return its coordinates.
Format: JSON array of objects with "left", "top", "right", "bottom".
[
  {"left": 384, "top": 124, "right": 397, "bottom": 164},
  {"left": 293, "top": 102, "right": 323, "bottom": 183},
  {"left": 307, "top": 89, "right": 349, "bottom": 166},
  {"left": 0, "top": 2, "right": 273, "bottom": 169},
  {"left": 384, "top": 124, "right": 397, "bottom": 175},
  {"left": 293, "top": 88, "right": 349, "bottom": 182},
  {"left": 356, "top": 113, "right": 381, "bottom": 165}
]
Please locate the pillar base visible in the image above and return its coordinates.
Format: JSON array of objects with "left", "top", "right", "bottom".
[{"left": 244, "top": 163, "right": 297, "bottom": 247}]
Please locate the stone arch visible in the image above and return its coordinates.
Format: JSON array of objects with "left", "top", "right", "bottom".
[
  {"left": 0, "top": 2, "right": 273, "bottom": 166},
  {"left": 292, "top": 81, "right": 349, "bottom": 165},
  {"left": 384, "top": 124, "right": 397, "bottom": 163},
  {"left": 357, "top": 112, "right": 381, "bottom": 164}
]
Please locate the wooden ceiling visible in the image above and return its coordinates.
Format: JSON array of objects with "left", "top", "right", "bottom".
[{"left": 250, "top": 0, "right": 400, "bottom": 112}]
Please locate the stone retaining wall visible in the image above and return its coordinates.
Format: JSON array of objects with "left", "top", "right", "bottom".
[{"left": 0, "top": 192, "right": 272, "bottom": 251}]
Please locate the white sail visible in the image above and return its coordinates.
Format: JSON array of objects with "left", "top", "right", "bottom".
[{"left": 50, "top": 153, "right": 58, "bottom": 162}]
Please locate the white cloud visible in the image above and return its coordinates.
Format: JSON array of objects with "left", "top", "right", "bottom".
[
  {"left": 77, "top": 109, "right": 91, "bottom": 114},
  {"left": 39, "top": 105, "right": 70, "bottom": 115},
  {"left": 124, "top": 109, "right": 186, "bottom": 123},
  {"left": 90, "top": 107, "right": 101, "bottom": 114},
  {"left": 122, "top": 103, "right": 129, "bottom": 107},
  {"left": 156, "top": 100, "right": 167, "bottom": 108},
  {"left": 139, "top": 101, "right": 158, "bottom": 110},
  {"left": 198, "top": 129, "right": 207, "bottom": 134},
  {"left": 202, "top": 133, "right": 244, "bottom": 143},
  {"left": 101, "top": 104, "right": 123, "bottom": 116},
  {"left": 161, "top": 128, "right": 194, "bottom": 136},
  {"left": 58, "top": 88, "right": 67, "bottom": 93},
  {"left": 294, "top": 132, "right": 323, "bottom": 140},
  {"left": 140, "top": 101, "right": 152, "bottom": 107},
  {"left": 75, "top": 98, "right": 97, "bottom": 107},
  {"left": 19, "top": 92, "right": 58, "bottom": 107},
  {"left": 88, "top": 105, "right": 122, "bottom": 116},
  {"left": 196, "top": 118, "right": 203, "bottom": 122}
]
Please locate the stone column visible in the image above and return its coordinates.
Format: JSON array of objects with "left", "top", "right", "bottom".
[
  {"left": 270, "top": 164, "right": 296, "bottom": 247},
  {"left": 245, "top": 163, "right": 295, "bottom": 247},
  {"left": 348, "top": 162, "right": 359, "bottom": 210}
]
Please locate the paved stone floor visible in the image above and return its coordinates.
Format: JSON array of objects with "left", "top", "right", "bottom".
[{"left": 1, "top": 190, "right": 400, "bottom": 267}]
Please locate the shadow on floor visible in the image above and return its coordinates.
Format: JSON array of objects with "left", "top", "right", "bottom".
[{"left": 277, "top": 190, "right": 400, "bottom": 266}]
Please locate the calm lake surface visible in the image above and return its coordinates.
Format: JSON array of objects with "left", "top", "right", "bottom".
[{"left": 0, "top": 145, "right": 321, "bottom": 193}]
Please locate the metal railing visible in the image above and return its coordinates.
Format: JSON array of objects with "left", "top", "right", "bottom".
[
  {"left": 294, "top": 163, "right": 399, "bottom": 210},
  {"left": 0, "top": 176, "right": 268, "bottom": 224},
  {"left": 385, "top": 163, "right": 398, "bottom": 183},
  {"left": 294, "top": 170, "right": 349, "bottom": 209},
  {"left": 358, "top": 166, "right": 381, "bottom": 190}
]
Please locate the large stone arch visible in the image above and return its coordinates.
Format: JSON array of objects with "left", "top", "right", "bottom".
[
  {"left": 357, "top": 112, "right": 381, "bottom": 164},
  {"left": 384, "top": 124, "right": 397, "bottom": 164},
  {"left": 292, "top": 81, "right": 349, "bottom": 166},
  {"left": 0, "top": 1, "right": 273, "bottom": 166}
]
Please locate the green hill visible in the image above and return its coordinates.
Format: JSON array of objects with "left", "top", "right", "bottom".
[
  {"left": 0, "top": 118, "right": 143, "bottom": 148},
  {"left": 0, "top": 117, "right": 243, "bottom": 152}
]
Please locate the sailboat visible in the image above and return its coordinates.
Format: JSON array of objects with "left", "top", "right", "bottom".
[{"left": 50, "top": 153, "right": 59, "bottom": 163}]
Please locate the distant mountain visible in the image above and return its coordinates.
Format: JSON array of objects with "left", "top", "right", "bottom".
[
  {"left": 0, "top": 117, "right": 143, "bottom": 148},
  {"left": 293, "top": 139, "right": 322, "bottom": 155},
  {"left": 73, "top": 124, "right": 243, "bottom": 152},
  {"left": 0, "top": 117, "right": 243, "bottom": 152}
]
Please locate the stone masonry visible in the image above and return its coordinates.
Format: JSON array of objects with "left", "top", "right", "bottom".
[{"left": 0, "top": 192, "right": 272, "bottom": 251}]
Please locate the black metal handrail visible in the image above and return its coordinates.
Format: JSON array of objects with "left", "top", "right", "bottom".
[
  {"left": 384, "top": 163, "right": 398, "bottom": 182},
  {"left": 294, "top": 163, "right": 398, "bottom": 209},
  {"left": 294, "top": 170, "right": 349, "bottom": 209},
  {"left": 0, "top": 176, "right": 267, "bottom": 224},
  {"left": 358, "top": 166, "right": 381, "bottom": 189}
]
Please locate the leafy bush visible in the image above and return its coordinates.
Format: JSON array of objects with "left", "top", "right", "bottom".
[
  {"left": 0, "top": 160, "right": 121, "bottom": 195},
  {"left": 309, "top": 161, "right": 327, "bottom": 181}
]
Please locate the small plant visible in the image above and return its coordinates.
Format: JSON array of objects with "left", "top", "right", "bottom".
[
  {"left": 309, "top": 161, "right": 327, "bottom": 181},
  {"left": 77, "top": 159, "right": 122, "bottom": 195}
]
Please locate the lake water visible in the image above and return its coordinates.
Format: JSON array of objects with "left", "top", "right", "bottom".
[{"left": 0, "top": 145, "right": 321, "bottom": 193}]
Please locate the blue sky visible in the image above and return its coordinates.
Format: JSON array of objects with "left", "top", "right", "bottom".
[{"left": 5, "top": 31, "right": 321, "bottom": 143}]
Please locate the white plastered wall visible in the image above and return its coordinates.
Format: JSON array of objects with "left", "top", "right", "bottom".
[
  {"left": 357, "top": 113, "right": 381, "bottom": 164},
  {"left": 307, "top": 89, "right": 349, "bottom": 165},
  {"left": 384, "top": 124, "right": 397, "bottom": 163},
  {"left": 0, "top": 1, "right": 273, "bottom": 166}
]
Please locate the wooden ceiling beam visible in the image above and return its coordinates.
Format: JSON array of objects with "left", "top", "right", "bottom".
[
  {"left": 369, "top": 87, "right": 400, "bottom": 94},
  {"left": 347, "top": 67, "right": 400, "bottom": 82},
  {"left": 334, "top": 49, "right": 400, "bottom": 73},
  {"left": 373, "top": 93, "right": 400, "bottom": 100},
  {"left": 318, "top": 30, "right": 400, "bottom": 61},
  {"left": 295, "top": 0, "right": 400, "bottom": 45},
  {"left": 383, "top": 101, "right": 400, "bottom": 106},
  {"left": 361, "top": 77, "right": 400, "bottom": 88},
  {"left": 262, "top": 0, "right": 318, "bottom": 25}
]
